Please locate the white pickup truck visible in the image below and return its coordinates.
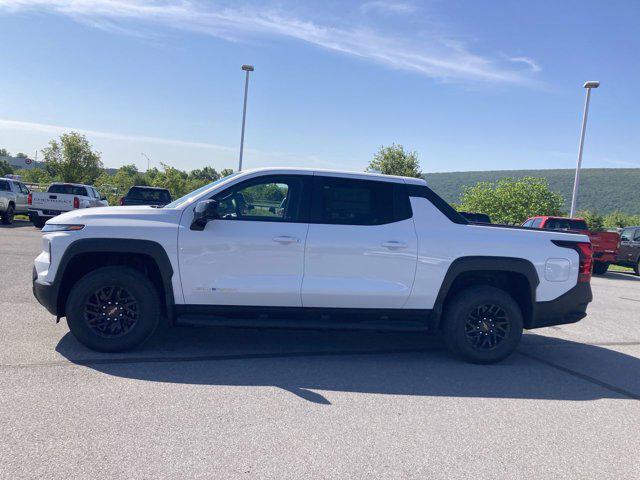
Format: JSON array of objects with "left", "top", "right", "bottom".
[
  {"left": 28, "top": 182, "right": 108, "bottom": 228},
  {"left": 32, "top": 168, "right": 593, "bottom": 363},
  {"left": 0, "top": 177, "right": 30, "bottom": 224}
]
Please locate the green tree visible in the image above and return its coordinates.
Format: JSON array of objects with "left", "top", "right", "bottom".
[
  {"left": 0, "top": 148, "right": 10, "bottom": 156},
  {"left": 577, "top": 210, "right": 604, "bottom": 231},
  {"left": 458, "top": 177, "right": 564, "bottom": 225},
  {"left": 220, "top": 168, "right": 235, "bottom": 178},
  {"left": 15, "top": 152, "right": 28, "bottom": 159},
  {"left": 42, "top": 132, "right": 103, "bottom": 184},
  {"left": 602, "top": 211, "right": 640, "bottom": 229},
  {"left": 0, "top": 159, "right": 13, "bottom": 176},
  {"left": 368, "top": 144, "right": 421, "bottom": 178},
  {"left": 14, "top": 168, "right": 52, "bottom": 185}
]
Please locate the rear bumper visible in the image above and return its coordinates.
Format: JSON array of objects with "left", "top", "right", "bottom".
[
  {"left": 32, "top": 267, "right": 59, "bottom": 316},
  {"left": 529, "top": 282, "right": 592, "bottom": 329}
]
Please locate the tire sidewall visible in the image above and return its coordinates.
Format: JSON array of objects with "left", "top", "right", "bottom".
[
  {"left": 2, "top": 205, "right": 14, "bottom": 224},
  {"left": 443, "top": 286, "right": 524, "bottom": 364},
  {"left": 66, "top": 266, "right": 160, "bottom": 352}
]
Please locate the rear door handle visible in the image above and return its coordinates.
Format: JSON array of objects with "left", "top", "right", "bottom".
[
  {"left": 273, "top": 236, "right": 299, "bottom": 244},
  {"left": 382, "top": 241, "right": 407, "bottom": 249}
]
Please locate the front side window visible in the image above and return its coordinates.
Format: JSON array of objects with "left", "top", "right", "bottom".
[
  {"left": 313, "top": 177, "right": 411, "bottom": 226},
  {"left": 620, "top": 228, "right": 634, "bottom": 241},
  {"left": 522, "top": 219, "right": 533, "bottom": 228},
  {"left": 214, "top": 176, "right": 304, "bottom": 222},
  {"left": 531, "top": 218, "right": 543, "bottom": 228}
]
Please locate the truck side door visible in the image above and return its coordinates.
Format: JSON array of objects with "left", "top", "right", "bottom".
[
  {"left": 178, "top": 174, "right": 311, "bottom": 306},
  {"left": 14, "top": 182, "right": 29, "bottom": 213},
  {"left": 301, "top": 175, "right": 418, "bottom": 309},
  {"left": 618, "top": 227, "right": 636, "bottom": 262}
]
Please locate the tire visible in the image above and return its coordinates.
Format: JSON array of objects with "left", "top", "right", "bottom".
[
  {"left": 634, "top": 259, "right": 640, "bottom": 277},
  {"left": 32, "top": 217, "right": 46, "bottom": 229},
  {"left": 66, "top": 266, "right": 160, "bottom": 352},
  {"left": 1, "top": 204, "right": 14, "bottom": 225},
  {"left": 443, "top": 285, "right": 524, "bottom": 364},
  {"left": 593, "top": 262, "right": 609, "bottom": 275}
]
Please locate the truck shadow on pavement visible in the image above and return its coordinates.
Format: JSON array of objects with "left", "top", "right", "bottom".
[
  {"left": 599, "top": 271, "right": 640, "bottom": 281},
  {"left": 56, "top": 328, "right": 640, "bottom": 405}
]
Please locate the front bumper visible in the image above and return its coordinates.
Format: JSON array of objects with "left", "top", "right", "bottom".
[
  {"left": 529, "top": 282, "right": 592, "bottom": 329},
  {"left": 32, "top": 267, "right": 59, "bottom": 316}
]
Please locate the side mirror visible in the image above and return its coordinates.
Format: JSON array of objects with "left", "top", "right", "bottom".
[{"left": 191, "top": 200, "right": 219, "bottom": 231}]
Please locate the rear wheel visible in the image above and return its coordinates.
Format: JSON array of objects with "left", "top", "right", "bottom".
[
  {"left": 1, "top": 204, "right": 14, "bottom": 225},
  {"left": 31, "top": 216, "right": 46, "bottom": 229},
  {"left": 66, "top": 266, "right": 160, "bottom": 352},
  {"left": 593, "top": 262, "right": 609, "bottom": 275},
  {"left": 443, "top": 286, "right": 524, "bottom": 364},
  {"left": 634, "top": 259, "right": 640, "bottom": 276}
]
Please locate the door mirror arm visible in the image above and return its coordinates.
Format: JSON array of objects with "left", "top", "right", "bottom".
[{"left": 191, "top": 200, "right": 219, "bottom": 231}]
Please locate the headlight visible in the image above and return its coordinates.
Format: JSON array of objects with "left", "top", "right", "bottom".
[{"left": 41, "top": 224, "right": 85, "bottom": 232}]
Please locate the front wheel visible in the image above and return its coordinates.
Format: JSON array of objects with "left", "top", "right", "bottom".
[
  {"left": 593, "top": 262, "right": 609, "bottom": 275},
  {"left": 443, "top": 286, "right": 524, "bottom": 364},
  {"left": 634, "top": 259, "right": 640, "bottom": 276},
  {"left": 31, "top": 216, "right": 46, "bottom": 229},
  {"left": 66, "top": 266, "right": 160, "bottom": 352},
  {"left": 1, "top": 205, "right": 14, "bottom": 225}
]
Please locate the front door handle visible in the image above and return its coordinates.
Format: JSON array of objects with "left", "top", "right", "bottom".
[
  {"left": 273, "top": 236, "right": 299, "bottom": 244},
  {"left": 382, "top": 241, "right": 407, "bottom": 249}
]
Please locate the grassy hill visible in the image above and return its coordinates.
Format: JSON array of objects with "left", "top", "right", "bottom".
[{"left": 425, "top": 168, "right": 640, "bottom": 215}]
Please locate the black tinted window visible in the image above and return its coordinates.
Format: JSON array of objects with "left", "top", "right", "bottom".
[
  {"left": 314, "top": 177, "right": 411, "bottom": 226},
  {"left": 546, "top": 218, "right": 588, "bottom": 231},
  {"left": 0, "top": 180, "right": 9, "bottom": 191},
  {"left": 127, "top": 187, "right": 171, "bottom": 202},
  {"left": 48, "top": 184, "right": 88, "bottom": 196}
]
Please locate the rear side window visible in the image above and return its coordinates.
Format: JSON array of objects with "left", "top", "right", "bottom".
[
  {"left": 0, "top": 180, "right": 10, "bottom": 191},
  {"left": 312, "top": 177, "right": 411, "bottom": 226},
  {"left": 48, "top": 184, "right": 88, "bottom": 196},
  {"left": 127, "top": 187, "right": 171, "bottom": 202}
]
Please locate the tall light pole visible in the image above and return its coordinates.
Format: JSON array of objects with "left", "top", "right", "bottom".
[
  {"left": 141, "top": 152, "right": 151, "bottom": 172},
  {"left": 569, "top": 81, "right": 600, "bottom": 218},
  {"left": 238, "top": 64, "right": 254, "bottom": 172}
]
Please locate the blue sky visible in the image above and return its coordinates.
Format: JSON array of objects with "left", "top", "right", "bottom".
[{"left": 0, "top": 0, "right": 638, "bottom": 173}]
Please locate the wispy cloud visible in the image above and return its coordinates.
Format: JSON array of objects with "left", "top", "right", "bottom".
[
  {"left": 0, "top": 118, "right": 237, "bottom": 152},
  {"left": 0, "top": 0, "right": 542, "bottom": 85},
  {"left": 360, "top": 1, "right": 417, "bottom": 15},
  {"left": 0, "top": 117, "right": 346, "bottom": 168}
]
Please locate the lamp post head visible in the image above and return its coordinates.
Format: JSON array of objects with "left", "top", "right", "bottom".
[
  {"left": 242, "top": 65, "right": 254, "bottom": 72},
  {"left": 583, "top": 81, "right": 600, "bottom": 89}
]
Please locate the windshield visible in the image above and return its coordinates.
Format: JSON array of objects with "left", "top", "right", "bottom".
[{"left": 164, "top": 173, "right": 239, "bottom": 209}]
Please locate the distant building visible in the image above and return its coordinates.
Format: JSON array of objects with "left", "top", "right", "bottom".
[{"left": 0, "top": 155, "right": 40, "bottom": 170}]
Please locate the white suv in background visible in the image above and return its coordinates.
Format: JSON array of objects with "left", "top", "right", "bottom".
[{"left": 32, "top": 168, "right": 593, "bottom": 363}]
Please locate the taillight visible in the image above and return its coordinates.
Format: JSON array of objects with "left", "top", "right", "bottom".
[
  {"left": 73, "top": 196, "right": 79, "bottom": 209},
  {"left": 28, "top": 193, "right": 32, "bottom": 205},
  {"left": 553, "top": 240, "right": 593, "bottom": 283},
  {"left": 119, "top": 197, "right": 125, "bottom": 206}
]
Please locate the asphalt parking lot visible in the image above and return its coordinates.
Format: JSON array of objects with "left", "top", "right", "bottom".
[{"left": 1, "top": 221, "right": 639, "bottom": 479}]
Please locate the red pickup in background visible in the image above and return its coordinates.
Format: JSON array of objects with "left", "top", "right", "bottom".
[{"left": 522, "top": 216, "right": 620, "bottom": 275}]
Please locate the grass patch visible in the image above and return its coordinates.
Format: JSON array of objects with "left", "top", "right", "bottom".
[{"left": 609, "top": 264, "right": 635, "bottom": 274}]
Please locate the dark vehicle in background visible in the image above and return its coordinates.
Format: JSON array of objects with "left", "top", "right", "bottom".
[
  {"left": 522, "top": 216, "right": 620, "bottom": 275},
  {"left": 459, "top": 211, "right": 491, "bottom": 223},
  {"left": 119, "top": 186, "right": 172, "bottom": 207},
  {"left": 615, "top": 226, "right": 640, "bottom": 275}
]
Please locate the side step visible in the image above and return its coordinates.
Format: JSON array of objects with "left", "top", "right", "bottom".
[{"left": 175, "top": 315, "right": 430, "bottom": 332}]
